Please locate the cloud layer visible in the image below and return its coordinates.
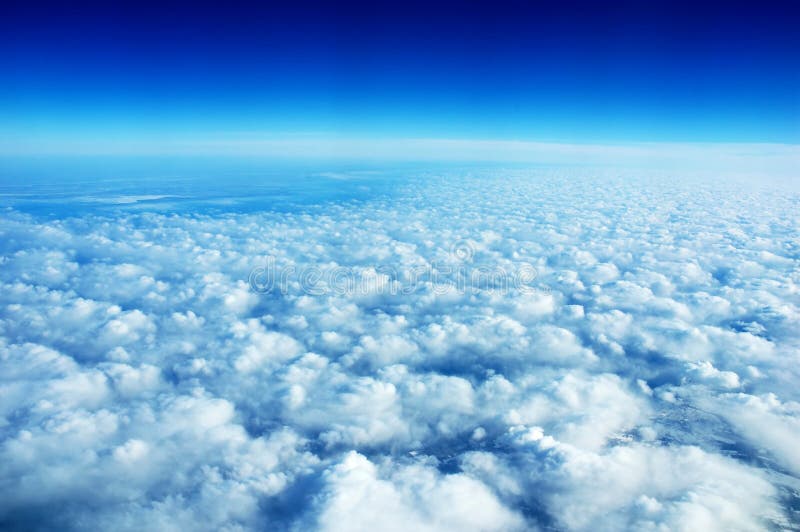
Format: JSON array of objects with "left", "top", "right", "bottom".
[{"left": 1, "top": 169, "right": 799, "bottom": 530}]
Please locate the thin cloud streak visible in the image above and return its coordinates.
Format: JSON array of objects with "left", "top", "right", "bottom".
[{"left": 3, "top": 137, "right": 799, "bottom": 178}]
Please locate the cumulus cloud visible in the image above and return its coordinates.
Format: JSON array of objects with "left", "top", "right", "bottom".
[
  {"left": 0, "top": 168, "right": 798, "bottom": 529},
  {"left": 305, "top": 452, "right": 525, "bottom": 532}
]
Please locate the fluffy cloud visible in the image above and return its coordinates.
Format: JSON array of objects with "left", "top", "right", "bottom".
[
  {"left": 0, "top": 169, "right": 798, "bottom": 529},
  {"left": 305, "top": 452, "right": 525, "bottom": 532}
]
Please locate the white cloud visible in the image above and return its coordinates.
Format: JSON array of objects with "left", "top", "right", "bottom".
[
  {"left": 1, "top": 168, "right": 798, "bottom": 529},
  {"left": 307, "top": 452, "right": 526, "bottom": 532}
]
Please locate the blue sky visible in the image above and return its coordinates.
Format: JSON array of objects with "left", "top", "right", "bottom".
[{"left": 1, "top": 0, "right": 798, "bottom": 155}]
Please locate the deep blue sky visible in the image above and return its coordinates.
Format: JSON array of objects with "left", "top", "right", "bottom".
[{"left": 1, "top": 0, "right": 798, "bottom": 153}]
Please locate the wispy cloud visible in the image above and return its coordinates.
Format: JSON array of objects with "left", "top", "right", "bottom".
[{"left": 3, "top": 136, "right": 798, "bottom": 179}]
